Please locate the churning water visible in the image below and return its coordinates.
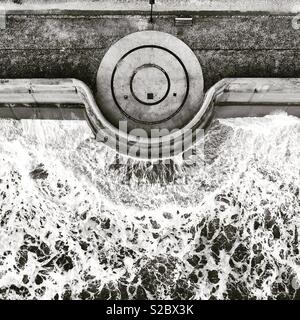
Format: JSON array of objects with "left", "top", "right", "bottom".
[{"left": 0, "top": 112, "right": 299, "bottom": 300}]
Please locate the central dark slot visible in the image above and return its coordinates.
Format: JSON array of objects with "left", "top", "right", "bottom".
[{"left": 147, "top": 93, "right": 154, "bottom": 100}]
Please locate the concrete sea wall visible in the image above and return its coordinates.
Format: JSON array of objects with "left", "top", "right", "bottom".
[{"left": 0, "top": 1, "right": 300, "bottom": 90}]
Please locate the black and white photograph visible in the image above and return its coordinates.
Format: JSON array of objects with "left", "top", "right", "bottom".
[{"left": 0, "top": 0, "right": 299, "bottom": 308}]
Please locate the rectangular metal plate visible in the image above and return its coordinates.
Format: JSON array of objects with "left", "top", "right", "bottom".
[{"left": 174, "top": 17, "right": 193, "bottom": 27}]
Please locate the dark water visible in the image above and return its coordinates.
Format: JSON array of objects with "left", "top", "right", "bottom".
[{"left": 0, "top": 113, "right": 299, "bottom": 299}]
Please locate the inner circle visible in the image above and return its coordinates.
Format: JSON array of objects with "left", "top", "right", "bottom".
[{"left": 130, "top": 64, "right": 170, "bottom": 106}]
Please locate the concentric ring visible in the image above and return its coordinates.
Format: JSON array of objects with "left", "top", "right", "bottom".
[
  {"left": 96, "top": 31, "right": 204, "bottom": 136},
  {"left": 130, "top": 64, "right": 170, "bottom": 106},
  {"left": 110, "top": 45, "right": 189, "bottom": 125}
]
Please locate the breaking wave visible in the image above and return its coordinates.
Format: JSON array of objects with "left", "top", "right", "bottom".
[{"left": 0, "top": 113, "right": 299, "bottom": 299}]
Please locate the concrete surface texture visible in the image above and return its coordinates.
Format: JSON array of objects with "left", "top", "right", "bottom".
[
  {"left": 1, "top": 10, "right": 299, "bottom": 90},
  {"left": 0, "top": 0, "right": 300, "bottom": 12},
  {"left": 0, "top": 1, "right": 300, "bottom": 91},
  {"left": 96, "top": 31, "right": 203, "bottom": 133}
]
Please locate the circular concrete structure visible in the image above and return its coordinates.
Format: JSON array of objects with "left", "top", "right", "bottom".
[{"left": 96, "top": 31, "right": 204, "bottom": 135}]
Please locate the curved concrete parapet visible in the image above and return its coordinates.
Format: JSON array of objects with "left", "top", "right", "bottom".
[
  {"left": 0, "top": 77, "right": 211, "bottom": 160},
  {"left": 1, "top": 77, "right": 300, "bottom": 160}
]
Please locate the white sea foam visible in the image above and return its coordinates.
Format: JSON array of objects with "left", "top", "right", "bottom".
[{"left": 0, "top": 113, "right": 299, "bottom": 299}]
